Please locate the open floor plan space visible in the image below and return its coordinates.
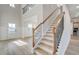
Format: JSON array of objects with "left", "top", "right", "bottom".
[
  {"left": 0, "top": 38, "right": 32, "bottom": 55},
  {"left": 0, "top": 4, "right": 79, "bottom": 55}
]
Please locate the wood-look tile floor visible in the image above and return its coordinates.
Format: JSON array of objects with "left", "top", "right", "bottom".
[
  {"left": 65, "top": 36, "right": 79, "bottom": 55},
  {"left": 0, "top": 38, "right": 33, "bottom": 55}
]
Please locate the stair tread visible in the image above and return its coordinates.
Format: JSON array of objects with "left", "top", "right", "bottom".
[
  {"left": 44, "top": 35, "right": 53, "bottom": 37},
  {"left": 50, "top": 26, "right": 54, "bottom": 27},
  {"left": 38, "top": 43, "right": 53, "bottom": 54},
  {"left": 41, "top": 39, "right": 54, "bottom": 47},
  {"left": 46, "top": 32, "right": 54, "bottom": 34},
  {"left": 44, "top": 33, "right": 54, "bottom": 37},
  {"left": 35, "top": 48, "right": 48, "bottom": 55},
  {"left": 43, "top": 36, "right": 54, "bottom": 41},
  {"left": 46, "top": 31, "right": 53, "bottom": 33},
  {"left": 48, "top": 30, "right": 54, "bottom": 32}
]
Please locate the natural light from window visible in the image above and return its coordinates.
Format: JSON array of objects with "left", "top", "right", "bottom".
[
  {"left": 13, "top": 40, "right": 27, "bottom": 46},
  {"left": 8, "top": 23, "right": 16, "bottom": 32},
  {"left": 28, "top": 24, "right": 32, "bottom": 28}
]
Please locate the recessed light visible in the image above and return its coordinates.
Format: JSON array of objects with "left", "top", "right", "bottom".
[{"left": 9, "top": 4, "right": 15, "bottom": 8}]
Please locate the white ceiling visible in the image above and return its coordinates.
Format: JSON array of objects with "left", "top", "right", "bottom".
[{"left": 66, "top": 4, "right": 79, "bottom": 19}]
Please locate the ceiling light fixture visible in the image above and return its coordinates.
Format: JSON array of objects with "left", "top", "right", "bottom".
[
  {"left": 9, "top": 4, "right": 15, "bottom": 8},
  {"left": 57, "top": 4, "right": 63, "bottom": 7}
]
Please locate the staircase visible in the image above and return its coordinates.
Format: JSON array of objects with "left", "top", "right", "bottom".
[
  {"left": 34, "top": 26, "right": 55, "bottom": 55},
  {"left": 32, "top": 7, "right": 65, "bottom": 55},
  {"left": 33, "top": 13, "right": 64, "bottom": 55}
]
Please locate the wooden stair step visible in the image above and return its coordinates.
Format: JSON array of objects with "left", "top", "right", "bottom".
[
  {"left": 44, "top": 34, "right": 54, "bottom": 37},
  {"left": 48, "top": 29, "right": 53, "bottom": 31},
  {"left": 38, "top": 44, "right": 53, "bottom": 54},
  {"left": 47, "top": 31, "right": 53, "bottom": 33},
  {"left": 46, "top": 31, "right": 53, "bottom": 33},
  {"left": 40, "top": 39, "right": 54, "bottom": 47},
  {"left": 42, "top": 38, "right": 54, "bottom": 44},
  {"left": 45, "top": 33, "right": 54, "bottom": 35},
  {"left": 46, "top": 32, "right": 54, "bottom": 34},
  {"left": 49, "top": 27, "right": 55, "bottom": 29},
  {"left": 35, "top": 48, "right": 48, "bottom": 55},
  {"left": 50, "top": 27, "right": 55, "bottom": 29},
  {"left": 43, "top": 36, "right": 54, "bottom": 41}
]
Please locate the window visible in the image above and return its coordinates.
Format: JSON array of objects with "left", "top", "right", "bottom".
[
  {"left": 28, "top": 24, "right": 32, "bottom": 28},
  {"left": 8, "top": 23, "right": 16, "bottom": 32}
]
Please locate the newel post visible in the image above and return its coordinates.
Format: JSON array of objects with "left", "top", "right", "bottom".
[
  {"left": 52, "top": 26, "right": 56, "bottom": 54},
  {"left": 32, "top": 28, "right": 35, "bottom": 47}
]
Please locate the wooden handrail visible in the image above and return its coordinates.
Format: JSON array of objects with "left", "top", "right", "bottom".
[
  {"left": 34, "top": 7, "right": 59, "bottom": 31},
  {"left": 52, "top": 12, "right": 65, "bottom": 29}
]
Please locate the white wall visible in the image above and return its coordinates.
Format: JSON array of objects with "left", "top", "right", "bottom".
[
  {"left": 22, "top": 5, "right": 43, "bottom": 37},
  {"left": 0, "top": 4, "right": 22, "bottom": 40},
  {"left": 22, "top": 4, "right": 59, "bottom": 38},
  {"left": 43, "top": 4, "right": 57, "bottom": 20},
  {"left": 42, "top": 4, "right": 58, "bottom": 35},
  {"left": 22, "top": 4, "right": 59, "bottom": 46},
  {"left": 57, "top": 5, "right": 73, "bottom": 55}
]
